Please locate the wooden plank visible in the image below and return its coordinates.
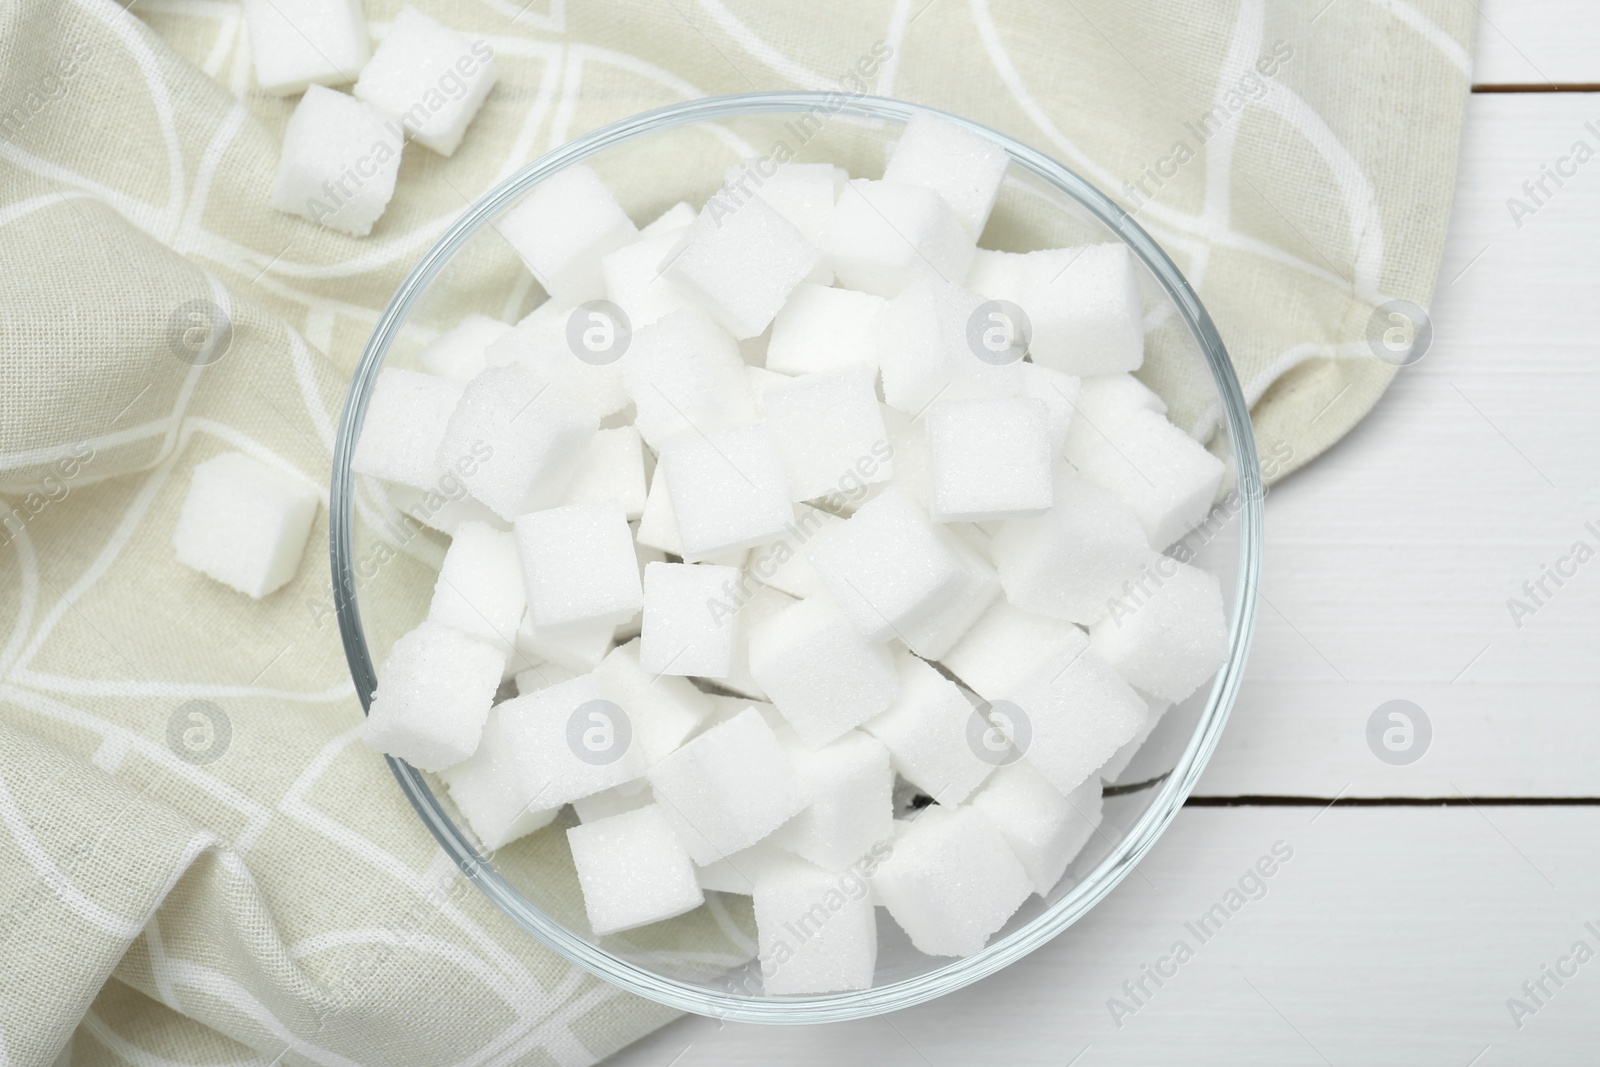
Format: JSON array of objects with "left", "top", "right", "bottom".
[
  {"left": 1474, "top": 1, "right": 1600, "bottom": 88},
  {"left": 1195, "top": 91, "right": 1600, "bottom": 798},
  {"left": 606, "top": 806, "right": 1600, "bottom": 1065}
]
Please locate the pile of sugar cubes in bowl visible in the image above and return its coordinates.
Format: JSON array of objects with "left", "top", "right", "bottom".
[{"left": 353, "top": 111, "right": 1232, "bottom": 996}]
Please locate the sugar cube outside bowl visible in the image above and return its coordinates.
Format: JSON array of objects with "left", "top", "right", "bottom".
[{"left": 329, "top": 92, "right": 1263, "bottom": 1024}]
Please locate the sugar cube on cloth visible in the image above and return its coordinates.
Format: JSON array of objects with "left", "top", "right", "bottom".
[
  {"left": 270, "top": 85, "right": 402, "bottom": 237},
  {"left": 352, "top": 6, "right": 497, "bottom": 156},
  {"left": 171, "top": 452, "right": 319, "bottom": 599}
]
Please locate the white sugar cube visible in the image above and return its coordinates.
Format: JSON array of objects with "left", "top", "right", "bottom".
[
  {"left": 894, "top": 527, "right": 1000, "bottom": 661},
  {"left": 663, "top": 188, "right": 821, "bottom": 338},
  {"left": 559, "top": 426, "right": 646, "bottom": 519},
  {"left": 764, "top": 284, "right": 886, "bottom": 376},
  {"left": 695, "top": 838, "right": 787, "bottom": 895},
  {"left": 945, "top": 520, "right": 999, "bottom": 561},
  {"left": 748, "top": 596, "right": 900, "bottom": 750},
  {"left": 1017, "top": 244, "right": 1145, "bottom": 375},
  {"left": 942, "top": 599, "right": 1082, "bottom": 701},
  {"left": 1098, "top": 691, "right": 1171, "bottom": 784},
  {"left": 513, "top": 613, "right": 614, "bottom": 674},
  {"left": 270, "top": 86, "right": 402, "bottom": 238},
  {"left": 632, "top": 525, "right": 669, "bottom": 574},
  {"left": 500, "top": 165, "right": 638, "bottom": 304},
  {"left": 870, "top": 804, "right": 1031, "bottom": 957},
  {"left": 499, "top": 673, "right": 645, "bottom": 808},
  {"left": 635, "top": 462, "right": 684, "bottom": 556},
  {"left": 352, "top": 6, "right": 497, "bottom": 157},
  {"left": 1065, "top": 407, "right": 1226, "bottom": 549},
  {"left": 926, "top": 397, "right": 1054, "bottom": 521},
  {"left": 828, "top": 179, "right": 975, "bottom": 297},
  {"left": 658, "top": 424, "right": 793, "bottom": 560},
  {"left": 723, "top": 161, "right": 839, "bottom": 285},
  {"left": 572, "top": 782, "right": 654, "bottom": 824},
  {"left": 242, "top": 0, "right": 368, "bottom": 95},
  {"left": 601, "top": 227, "right": 695, "bottom": 328},
  {"left": 1018, "top": 363, "right": 1081, "bottom": 455},
  {"left": 1073, "top": 372, "right": 1167, "bottom": 421},
  {"left": 991, "top": 471, "right": 1153, "bottom": 625},
  {"left": 717, "top": 584, "right": 796, "bottom": 701},
  {"left": 621, "top": 309, "right": 755, "bottom": 451},
  {"left": 416, "top": 314, "right": 511, "bottom": 384},
  {"left": 172, "top": 452, "right": 319, "bottom": 599},
  {"left": 386, "top": 482, "right": 506, "bottom": 538},
  {"left": 592, "top": 640, "right": 716, "bottom": 764},
  {"left": 643, "top": 201, "right": 697, "bottom": 235},
  {"left": 1089, "top": 560, "right": 1226, "bottom": 703},
  {"left": 881, "top": 405, "right": 934, "bottom": 511},
  {"left": 747, "top": 365, "right": 792, "bottom": 414},
  {"left": 362, "top": 620, "right": 502, "bottom": 771},
  {"left": 963, "top": 247, "right": 1028, "bottom": 303},
  {"left": 646, "top": 707, "right": 807, "bottom": 865},
  {"left": 740, "top": 328, "right": 773, "bottom": 368},
  {"left": 436, "top": 363, "right": 597, "bottom": 520},
  {"left": 805, "top": 486, "right": 966, "bottom": 642},
  {"left": 613, "top": 614, "right": 645, "bottom": 650},
  {"left": 748, "top": 504, "right": 842, "bottom": 599},
  {"left": 862, "top": 652, "right": 994, "bottom": 805},
  {"left": 353, "top": 368, "right": 463, "bottom": 490},
  {"left": 761, "top": 365, "right": 892, "bottom": 502},
  {"left": 769, "top": 729, "right": 893, "bottom": 871},
  {"left": 484, "top": 300, "right": 630, "bottom": 420},
  {"left": 514, "top": 661, "right": 578, "bottom": 695},
  {"left": 970, "top": 762, "right": 1101, "bottom": 896},
  {"left": 567, "top": 805, "right": 704, "bottom": 934},
  {"left": 877, "top": 276, "right": 1022, "bottom": 415},
  {"left": 427, "top": 521, "right": 524, "bottom": 654},
  {"left": 1002, "top": 629, "right": 1147, "bottom": 796},
  {"left": 754, "top": 854, "right": 877, "bottom": 994},
  {"left": 640, "top": 561, "right": 740, "bottom": 677},
  {"left": 635, "top": 501, "right": 751, "bottom": 571},
  {"left": 698, "top": 696, "right": 787, "bottom": 737},
  {"left": 882, "top": 112, "right": 1009, "bottom": 239},
  {"left": 515, "top": 502, "right": 643, "bottom": 628},
  {"left": 612, "top": 616, "right": 644, "bottom": 648},
  {"left": 437, "top": 705, "right": 557, "bottom": 849}
]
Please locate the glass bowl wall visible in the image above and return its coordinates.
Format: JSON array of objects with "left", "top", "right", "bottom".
[{"left": 330, "top": 91, "right": 1263, "bottom": 1024}]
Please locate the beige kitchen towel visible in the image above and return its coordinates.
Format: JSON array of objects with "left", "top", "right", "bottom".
[{"left": 0, "top": 0, "right": 1472, "bottom": 1063}]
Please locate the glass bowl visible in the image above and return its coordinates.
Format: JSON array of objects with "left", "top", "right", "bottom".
[{"left": 330, "top": 91, "right": 1262, "bottom": 1024}]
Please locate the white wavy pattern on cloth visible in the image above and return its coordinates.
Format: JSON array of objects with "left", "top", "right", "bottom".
[{"left": 0, "top": 0, "right": 1472, "bottom": 1064}]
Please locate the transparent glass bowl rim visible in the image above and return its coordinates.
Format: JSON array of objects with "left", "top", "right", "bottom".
[{"left": 330, "top": 90, "right": 1264, "bottom": 1025}]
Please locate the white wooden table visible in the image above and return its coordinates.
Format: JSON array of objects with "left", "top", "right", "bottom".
[{"left": 606, "top": 5, "right": 1600, "bottom": 1064}]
